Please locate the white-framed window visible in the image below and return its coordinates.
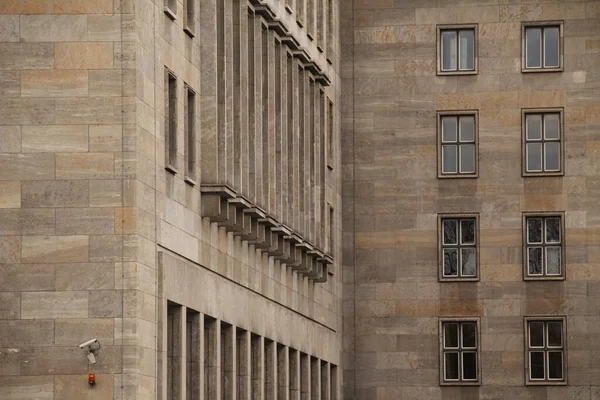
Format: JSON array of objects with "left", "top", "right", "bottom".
[
  {"left": 523, "top": 214, "right": 564, "bottom": 280},
  {"left": 439, "top": 215, "right": 478, "bottom": 281},
  {"left": 440, "top": 319, "right": 480, "bottom": 385},
  {"left": 437, "top": 25, "right": 478, "bottom": 75},
  {"left": 183, "top": 0, "right": 195, "bottom": 36},
  {"left": 438, "top": 111, "right": 478, "bottom": 178},
  {"left": 522, "top": 22, "right": 563, "bottom": 72},
  {"left": 523, "top": 110, "right": 563, "bottom": 176},
  {"left": 525, "top": 318, "right": 566, "bottom": 385}
]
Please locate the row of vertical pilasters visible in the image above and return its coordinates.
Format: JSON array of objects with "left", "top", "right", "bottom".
[{"left": 162, "top": 303, "right": 338, "bottom": 399}]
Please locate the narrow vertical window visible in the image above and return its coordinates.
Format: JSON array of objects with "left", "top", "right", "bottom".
[
  {"left": 437, "top": 25, "right": 477, "bottom": 75},
  {"left": 164, "top": 0, "right": 176, "bottom": 19},
  {"left": 524, "top": 214, "right": 564, "bottom": 279},
  {"left": 525, "top": 318, "right": 566, "bottom": 384},
  {"left": 326, "top": 0, "right": 334, "bottom": 64},
  {"left": 186, "top": 310, "right": 200, "bottom": 399},
  {"left": 327, "top": 99, "right": 334, "bottom": 169},
  {"left": 440, "top": 320, "right": 480, "bottom": 385},
  {"left": 166, "top": 70, "right": 178, "bottom": 173},
  {"left": 167, "top": 303, "right": 183, "bottom": 399},
  {"left": 439, "top": 215, "right": 478, "bottom": 280},
  {"left": 328, "top": 205, "right": 334, "bottom": 256},
  {"left": 184, "top": 86, "right": 196, "bottom": 183},
  {"left": 184, "top": 0, "right": 195, "bottom": 36},
  {"left": 438, "top": 112, "right": 478, "bottom": 178},
  {"left": 523, "top": 110, "right": 563, "bottom": 176},
  {"left": 330, "top": 365, "right": 338, "bottom": 400},
  {"left": 523, "top": 22, "right": 563, "bottom": 72}
]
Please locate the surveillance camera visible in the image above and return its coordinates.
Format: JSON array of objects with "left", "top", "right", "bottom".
[{"left": 79, "top": 338, "right": 100, "bottom": 350}]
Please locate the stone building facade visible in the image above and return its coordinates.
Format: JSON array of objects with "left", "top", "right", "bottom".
[
  {"left": 1, "top": 0, "right": 600, "bottom": 399},
  {"left": 0, "top": 0, "right": 341, "bottom": 398},
  {"left": 341, "top": 0, "right": 600, "bottom": 399}
]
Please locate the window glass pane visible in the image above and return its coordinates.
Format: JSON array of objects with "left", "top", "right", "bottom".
[
  {"left": 462, "top": 323, "right": 477, "bottom": 348},
  {"left": 546, "top": 247, "right": 561, "bottom": 275},
  {"left": 444, "top": 323, "right": 459, "bottom": 348},
  {"left": 526, "top": 114, "right": 542, "bottom": 140},
  {"left": 459, "top": 116, "right": 475, "bottom": 142},
  {"left": 460, "top": 219, "right": 475, "bottom": 245},
  {"left": 442, "top": 31, "right": 457, "bottom": 71},
  {"left": 545, "top": 217, "right": 561, "bottom": 243},
  {"left": 547, "top": 321, "right": 562, "bottom": 347},
  {"left": 526, "top": 28, "right": 542, "bottom": 68},
  {"left": 442, "top": 116, "right": 458, "bottom": 142},
  {"left": 461, "top": 248, "right": 476, "bottom": 277},
  {"left": 548, "top": 352, "right": 563, "bottom": 379},
  {"left": 530, "top": 352, "right": 545, "bottom": 379},
  {"left": 544, "top": 114, "right": 560, "bottom": 139},
  {"left": 459, "top": 144, "right": 475, "bottom": 173},
  {"left": 527, "top": 143, "right": 543, "bottom": 172},
  {"left": 529, "top": 321, "right": 545, "bottom": 347},
  {"left": 545, "top": 142, "right": 560, "bottom": 171},
  {"left": 443, "top": 219, "right": 458, "bottom": 245},
  {"left": 445, "top": 352, "right": 459, "bottom": 380},
  {"left": 544, "top": 27, "right": 560, "bottom": 67},
  {"left": 528, "top": 247, "right": 543, "bottom": 275},
  {"left": 527, "top": 218, "right": 543, "bottom": 243},
  {"left": 442, "top": 145, "right": 458, "bottom": 174},
  {"left": 444, "top": 248, "right": 458, "bottom": 277},
  {"left": 462, "top": 352, "right": 477, "bottom": 380},
  {"left": 459, "top": 30, "right": 474, "bottom": 70}
]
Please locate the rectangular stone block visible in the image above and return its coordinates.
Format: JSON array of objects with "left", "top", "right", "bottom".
[
  {"left": 55, "top": 97, "right": 118, "bottom": 124},
  {"left": 0, "top": 347, "right": 20, "bottom": 375},
  {"left": 0, "top": 181, "right": 20, "bottom": 208},
  {"left": 22, "top": 180, "right": 88, "bottom": 208},
  {"left": 56, "top": 207, "right": 115, "bottom": 235},
  {"left": 22, "top": 125, "right": 88, "bottom": 152},
  {"left": 21, "top": 70, "right": 88, "bottom": 98},
  {"left": 55, "top": 42, "right": 113, "bottom": 70},
  {"left": 0, "top": 293, "right": 20, "bottom": 319},
  {"left": 0, "top": 98, "right": 55, "bottom": 125},
  {"left": 54, "top": 318, "right": 114, "bottom": 346},
  {"left": 89, "top": 125, "right": 122, "bottom": 152},
  {"left": 3, "top": 0, "right": 54, "bottom": 13},
  {"left": 0, "top": 43, "right": 54, "bottom": 69},
  {"left": 54, "top": 0, "right": 113, "bottom": 14},
  {"left": 21, "top": 291, "right": 88, "bottom": 319},
  {"left": 0, "top": 209, "right": 56, "bottom": 235},
  {"left": 88, "top": 15, "right": 121, "bottom": 41},
  {"left": 55, "top": 153, "right": 114, "bottom": 179},
  {"left": 88, "top": 69, "right": 122, "bottom": 97},
  {"left": 0, "top": 265, "right": 54, "bottom": 291},
  {"left": 0, "top": 71, "right": 19, "bottom": 96},
  {"left": 22, "top": 235, "right": 89, "bottom": 263},
  {"left": 89, "top": 235, "right": 122, "bottom": 261},
  {"left": 0, "top": 376, "right": 54, "bottom": 400},
  {"left": 0, "top": 126, "right": 21, "bottom": 153},
  {"left": 19, "top": 15, "right": 87, "bottom": 42},
  {"left": 55, "top": 263, "right": 115, "bottom": 290},
  {"left": 0, "top": 320, "right": 55, "bottom": 347},
  {"left": 88, "top": 290, "right": 123, "bottom": 318},
  {"left": 89, "top": 180, "right": 122, "bottom": 207},
  {"left": 0, "top": 236, "right": 21, "bottom": 263}
]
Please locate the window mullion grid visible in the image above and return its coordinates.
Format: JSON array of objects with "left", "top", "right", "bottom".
[
  {"left": 540, "top": 27, "right": 546, "bottom": 68},
  {"left": 456, "top": 30, "right": 461, "bottom": 71}
]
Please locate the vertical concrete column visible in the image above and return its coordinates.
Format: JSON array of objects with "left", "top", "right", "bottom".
[
  {"left": 233, "top": 0, "right": 249, "bottom": 197},
  {"left": 316, "top": 0, "right": 325, "bottom": 52},
  {"left": 221, "top": 322, "right": 236, "bottom": 399},
  {"left": 237, "top": 329, "right": 251, "bottom": 400},
  {"left": 277, "top": 344, "right": 289, "bottom": 400},
  {"left": 289, "top": 349, "right": 301, "bottom": 400},
  {"left": 225, "top": 0, "right": 235, "bottom": 187},
  {"left": 158, "top": 298, "right": 168, "bottom": 400},
  {"left": 274, "top": 38, "right": 283, "bottom": 222},
  {"left": 247, "top": 11, "right": 258, "bottom": 205},
  {"left": 251, "top": 334, "right": 265, "bottom": 400},
  {"left": 267, "top": 31, "right": 277, "bottom": 217},
  {"left": 187, "top": 311, "right": 203, "bottom": 400},
  {"left": 261, "top": 23, "right": 270, "bottom": 210},
  {"left": 321, "top": 0, "right": 327, "bottom": 57},
  {"left": 329, "top": 365, "right": 337, "bottom": 400},
  {"left": 200, "top": 0, "right": 219, "bottom": 183},
  {"left": 167, "top": 304, "right": 186, "bottom": 400},
  {"left": 306, "top": 0, "right": 316, "bottom": 40},
  {"left": 198, "top": 313, "right": 207, "bottom": 400},
  {"left": 314, "top": 87, "right": 323, "bottom": 249},
  {"left": 279, "top": 45, "right": 289, "bottom": 227},
  {"left": 287, "top": 55, "right": 299, "bottom": 232},
  {"left": 216, "top": 0, "right": 229, "bottom": 185},
  {"left": 265, "top": 340, "right": 277, "bottom": 400},
  {"left": 300, "top": 353, "right": 311, "bottom": 400},
  {"left": 310, "top": 357, "right": 320, "bottom": 400},
  {"left": 308, "top": 78, "right": 316, "bottom": 243},
  {"left": 205, "top": 316, "right": 221, "bottom": 399},
  {"left": 320, "top": 362, "right": 329, "bottom": 400},
  {"left": 326, "top": 0, "right": 334, "bottom": 64},
  {"left": 297, "top": 66, "right": 306, "bottom": 237}
]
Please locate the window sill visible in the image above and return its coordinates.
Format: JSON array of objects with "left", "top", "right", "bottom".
[
  {"left": 522, "top": 67, "right": 563, "bottom": 73},
  {"left": 523, "top": 275, "right": 565, "bottom": 281},
  {"left": 327, "top": 164, "right": 334, "bottom": 171},
  {"left": 440, "top": 381, "right": 481, "bottom": 387},
  {"left": 164, "top": 7, "right": 177, "bottom": 21},
  {"left": 525, "top": 380, "right": 567, "bottom": 386},
  {"left": 438, "top": 173, "right": 478, "bottom": 179},
  {"left": 184, "top": 27, "right": 195, "bottom": 38},
  {"left": 184, "top": 176, "right": 197, "bottom": 186},
  {"left": 165, "top": 165, "right": 179, "bottom": 174},
  {"left": 439, "top": 277, "right": 479, "bottom": 283},
  {"left": 285, "top": 4, "right": 293, "bottom": 14},
  {"left": 522, "top": 171, "right": 564, "bottom": 178},
  {"left": 437, "top": 70, "right": 478, "bottom": 76}
]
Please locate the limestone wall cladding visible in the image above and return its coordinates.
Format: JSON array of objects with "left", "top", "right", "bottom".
[
  {"left": 0, "top": 1, "right": 135, "bottom": 399},
  {"left": 343, "top": 0, "right": 600, "bottom": 399}
]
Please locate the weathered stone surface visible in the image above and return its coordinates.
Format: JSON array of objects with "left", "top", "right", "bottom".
[
  {"left": 22, "top": 180, "right": 88, "bottom": 208},
  {"left": 21, "top": 291, "right": 88, "bottom": 319},
  {"left": 21, "top": 235, "right": 89, "bottom": 263},
  {"left": 19, "top": 15, "right": 87, "bottom": 42},
  {"left": 0, "top": 181, "right": 20, "bottom": 208},
  {"left": 56, "top": 207, "right": 115, "bottom": 235},
  {"left": 0, "top": 293, "right": 21, "bottom": 319},
  {"left": 0, "top": 43, "right": 54, "bottom": 70},
  {"left": 21, "top": 71, "right": 88, "bottom": 98},
  {"left": 54, "top": 263, "right": 114, "bottom": 291},
  {"left": 55, "top": 153, "right": 114, "bottom": 179},
  {"left": 55, "top": 42, "right": 113, "bottom": 70},
  {"left": 0, "top": 376, "right": 54, "bottom": 400}
]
